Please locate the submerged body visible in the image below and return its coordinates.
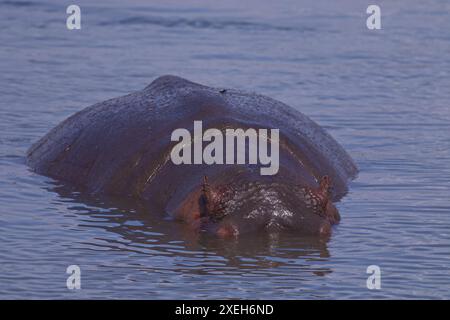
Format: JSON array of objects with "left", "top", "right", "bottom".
[{"left": 27, "top": 75, "right": 357, "bottom": 237}]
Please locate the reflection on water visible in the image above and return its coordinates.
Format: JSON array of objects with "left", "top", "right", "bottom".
[
  {"left": 1, "top": 0, "right": 450, "bottom": 299},
  {"left": 52, "top": 183, "right": 332, "bottom": 276}
]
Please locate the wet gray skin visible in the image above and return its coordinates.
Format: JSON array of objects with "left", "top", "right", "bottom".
[{"left": 27, "top": 75, "right": 358, "bottom": 237}]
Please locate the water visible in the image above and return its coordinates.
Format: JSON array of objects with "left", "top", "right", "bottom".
[{"left": 1, "top": 0, "right": 450, "bottom": 299}]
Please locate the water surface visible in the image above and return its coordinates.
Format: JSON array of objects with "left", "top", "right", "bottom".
[{"left": 1, "top": 0, "right": 450, "bottom": 299}]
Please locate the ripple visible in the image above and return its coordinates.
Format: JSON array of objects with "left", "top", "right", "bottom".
[{"left": 1, "top": 0, "right": 450, "bottom": 299}]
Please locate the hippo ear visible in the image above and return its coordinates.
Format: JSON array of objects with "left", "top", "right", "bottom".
[
  {"left": 200, "top": 176, "right": 227, "bottom": 222},
  {"left": 319, "top": 175, "right": 332, "bottom": 196},
  {"left": 202, "top": 175, "right": 208, "bottom": 185},
  {"left": 201, "top": 175, "right": 210, "bottom": 200},
  {"left": 320, "top": 175, "right": 330, "bottom": 187},
  {"left": 200, "top": 175, "right": 215, "bottom": 218}
]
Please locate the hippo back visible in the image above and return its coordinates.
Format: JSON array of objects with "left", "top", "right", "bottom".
[{"left": 27, "top": 75, "right": 357, "bottom": 204}]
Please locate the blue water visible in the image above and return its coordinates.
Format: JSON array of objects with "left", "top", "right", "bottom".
[{"left": 1, "top": 0, "right": 450, "bottom": 299}]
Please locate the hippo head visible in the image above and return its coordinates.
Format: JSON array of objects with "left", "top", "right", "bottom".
[{"left": 172, "top": 170, "right": 341, "bottom": 238}]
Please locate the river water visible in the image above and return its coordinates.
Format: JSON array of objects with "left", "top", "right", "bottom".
[{"left": 1, "top": 0, "right": 450, "bottom": 299}]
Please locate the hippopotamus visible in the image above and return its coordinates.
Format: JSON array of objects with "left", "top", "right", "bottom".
[{"left": 27, "top": 75, "right": 357, "bottom": 237}]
